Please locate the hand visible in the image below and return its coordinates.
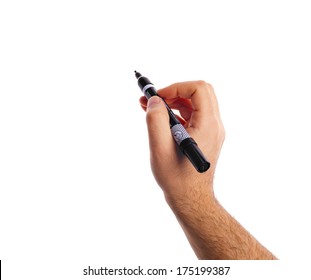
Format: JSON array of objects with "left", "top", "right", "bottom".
[
  {"left": 139, "top": 81, "right": 277, "bottom": 260},
  {"left": 139, "top": 81, "right": 225, "bottom": 204}
]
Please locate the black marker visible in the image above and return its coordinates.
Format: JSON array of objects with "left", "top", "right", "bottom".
[{"left": 135, "top": 71, "right": 210, "bottom": 173}]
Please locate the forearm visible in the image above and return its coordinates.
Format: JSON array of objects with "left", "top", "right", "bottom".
[{"left": 165, "top": 185, "right": 277, "bottom": 260}]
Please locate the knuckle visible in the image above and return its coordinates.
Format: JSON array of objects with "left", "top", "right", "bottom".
[
  {"left": 195, "top": 80, "right": 214, "bottom": 92},
  {"left": 219, "top": 124, "right": 226, "bottom": 142},
  {"left": 206, "top": 118, "right": 225, "bottom": 143},
  {"left": 216, "top": 121, "right": 226, "bottom": 144}
]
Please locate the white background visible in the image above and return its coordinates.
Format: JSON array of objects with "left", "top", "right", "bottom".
[{"left": 1, "top": 0, "right": 310, "bottom": 279}]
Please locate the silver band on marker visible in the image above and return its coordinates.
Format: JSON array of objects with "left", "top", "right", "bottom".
[
  {"left": 171, "top": 124, "right": 190, "bottom": 145},
  {"left": 142, "top": 84, "right": 156, "bottom": 94}
]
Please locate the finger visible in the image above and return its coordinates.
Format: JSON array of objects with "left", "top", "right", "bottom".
[
  {"left": 139, "top": 96, "right": 147, "bottom": 112},
  {"left": 140, "top": 95, "right": 188, "bottom": 124},
  {"left": 145, "top": 96, "right": 174, "bottom": 158},
  {"left": 174, "top": 114, "right": 186, "bottom": 126},
  {"left": 140, "top": 104, "right": 147, "bottom": 112},
  {"left": 139, "top": 96, "right": 148, "bottom": 107},
  {"left": 167, "top": 98, "right": 193, "bottom": 122},
  {"left": 157, "top": 81, "right": 220, "bottom": 128}
]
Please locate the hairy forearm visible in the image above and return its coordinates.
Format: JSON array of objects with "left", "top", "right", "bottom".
[{"left": 165, "top": 185, "right": 277, "bottom": 260}]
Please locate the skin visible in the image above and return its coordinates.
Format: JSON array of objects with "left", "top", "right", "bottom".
[{"left": 139, "top": 81, "right": 277, "bottom": 260}]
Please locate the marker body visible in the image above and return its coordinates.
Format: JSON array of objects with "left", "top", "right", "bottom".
[{"left": 135, "top": 71, "right": 210, "bottom": 173}]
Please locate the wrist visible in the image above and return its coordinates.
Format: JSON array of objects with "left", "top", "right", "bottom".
[{"left": 163, "top": 179, "right": 217, "bottom": 215}]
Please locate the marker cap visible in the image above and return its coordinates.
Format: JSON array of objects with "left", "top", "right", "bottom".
[{"left": 180, "top": 138, "right": 210, "bottom": 173}]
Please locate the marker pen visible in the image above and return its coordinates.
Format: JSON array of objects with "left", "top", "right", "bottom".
[{"left": 135, "top": 71, "right": 210, "bottom": 173}]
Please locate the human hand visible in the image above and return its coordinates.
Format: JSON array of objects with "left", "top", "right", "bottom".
[
  {"left": 139, "top": 83, "right": 278, "bottom": 260},
  {"left": 139, "top": 81, "right": 225, "bottom": 205}
]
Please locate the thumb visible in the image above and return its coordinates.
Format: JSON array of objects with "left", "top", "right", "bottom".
[{"left": 146, "top": 96, "right": 174, "bottom": 157}]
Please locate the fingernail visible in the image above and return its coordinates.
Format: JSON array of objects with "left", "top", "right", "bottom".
[{"left": 147, "top": 96, "right": 161, "bottom": 108}]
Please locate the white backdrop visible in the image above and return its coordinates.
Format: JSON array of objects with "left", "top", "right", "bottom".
[{"left": 1, "top": 0, "right": 310, "bottom": 279}]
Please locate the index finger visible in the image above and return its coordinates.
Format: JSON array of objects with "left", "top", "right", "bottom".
[{"left": 157, "top": 81, "right": 220, "bottom": 127}]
